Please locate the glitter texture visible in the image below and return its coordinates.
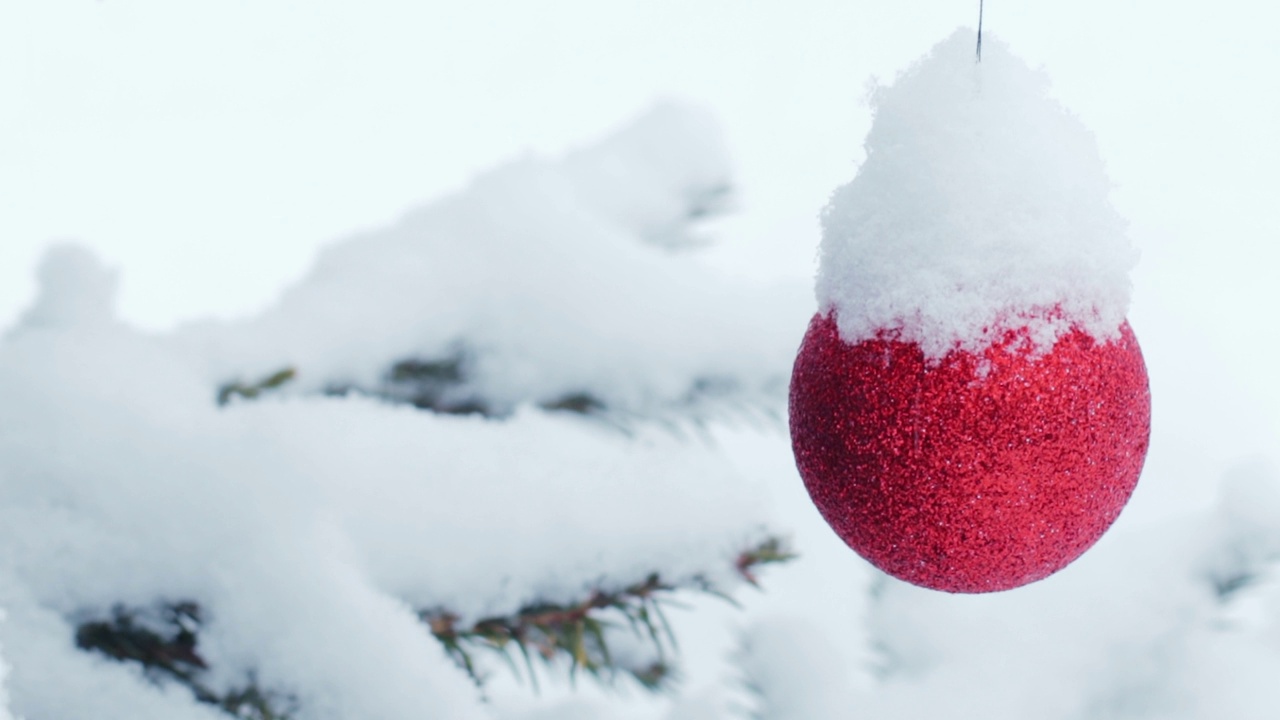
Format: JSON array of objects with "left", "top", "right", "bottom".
[{"left": 789, "top": 312, "right": 1151, "bottom": 593}]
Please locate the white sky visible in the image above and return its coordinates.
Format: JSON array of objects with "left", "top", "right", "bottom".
[{"left": 2, "top": 1, "right": 1278, "bottom": 433}]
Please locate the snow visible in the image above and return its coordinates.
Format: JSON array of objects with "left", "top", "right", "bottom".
[
  {"left": 562, "top": 101, "right": 735, "bottom": 250},
  {"left": 3, "top": 15, "right": 1280, "bottom": 720},
  {"left": 0, "top": 288, "right": 779, "bottom": 717},
  {"left": 818, "top": 29, "right": 1136, "bottom": 359},
  {"left": 0, "top": 613, "right": 11, "bottom": 720},
  {"left": 701, "top": 433, "right": 1280, "bottom": 720},
  {"left": 172, "top": 100, "right": 805, "bottom": 419},
  {"left": 14, "top": 244, "right": 120, "bottom": 332},
  {"left": 0, "top": 102, "right": 795, "bottom": 720},
  {"left": 0, "top": 591, "right": 225, "bottom": 720}
]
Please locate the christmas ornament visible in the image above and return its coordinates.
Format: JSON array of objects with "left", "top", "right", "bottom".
[
  {"left": 790, "top": 30, "right": 1151, "bottom": 593},
  {"left": 791, "top": 313, "right": 1149, "bottom": 593}
]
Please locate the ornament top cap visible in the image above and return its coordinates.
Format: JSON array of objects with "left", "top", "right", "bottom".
[{"left": 817, "top": 29, "right": 1136, "bottom": 360}]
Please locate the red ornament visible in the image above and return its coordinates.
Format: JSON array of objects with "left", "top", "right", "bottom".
[{"left": 789, "top": 312, "right": 1151, "bottom": 593}]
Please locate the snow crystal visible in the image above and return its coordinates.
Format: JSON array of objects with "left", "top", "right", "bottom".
[{"left": 817, "top": 29, "right": 1136, "bottom": 358}]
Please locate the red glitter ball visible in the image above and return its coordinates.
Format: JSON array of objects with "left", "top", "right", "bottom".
[{"left": 789, "top": 313, "right": 1151, "bottom": 593}]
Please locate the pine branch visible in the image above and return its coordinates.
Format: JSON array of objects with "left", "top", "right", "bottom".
[
  {"left": 74, "top": 602, "right": 298, "bottom": 720},
  {"left": 219, "top": 354, "right": 784, "bottom": 428},
  {"left": 73, "top": 544, "right": 795, "bottom": 714},
  {"left": 422, "top": 573, "right": 680, "bottom": 692},
  {"left": 735, "top": 536, "right": 798, "bottom": 588},
  {"left": 217, "top": 367, "right": 297, "bottom": 406},
  {"left": 422, "top": 536, "right": 796, "bottom": 693}
]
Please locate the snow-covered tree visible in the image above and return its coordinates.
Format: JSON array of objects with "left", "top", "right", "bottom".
[{"left": 0, "top": 100, "right": 814, "bottom": 719}]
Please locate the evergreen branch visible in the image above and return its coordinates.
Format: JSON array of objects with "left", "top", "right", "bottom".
[
  {"left": 229, "top": 354, "right": 783, "bottom": 427},
  {"left": 423, "top": 537, "right": 796, "bottom": 694},
  {"left": 422, "top": 573, "right": 685, "bottom": 692},
  {"left": 72, "top": 538, "right": 796, "bottom": 715},
  {"left": 735, "top": 536, "right": 797, "bottom": 587},
  {"left": 217, "top": 367, "right": 297, "bottom": 406},
  {"left": 74, "top": 602, "right": 297, "bottom": 720}
]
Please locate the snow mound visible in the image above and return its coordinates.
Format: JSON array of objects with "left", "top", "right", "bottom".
[
  {"left": 817, "top": 29, "right": 1136, "bottom": 359},
  {"left": 563, "top": 100, "right": 734, "bottom": 249},
  {"left": 0, "top": 307, "right": 776, "bottom": 719},
  {"left": 0, "top": 101, "right": 811, "bottom": 718},
  {"left": 15, "top": 243, "right": 119, "bottom": 332},
  {"left": 180, "top": 100, "right": 806, "bottom": 418}
]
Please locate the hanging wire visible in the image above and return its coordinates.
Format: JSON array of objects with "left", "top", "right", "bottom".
[{"left": 976, "top": 0, "right": 985, "bottom": 62}]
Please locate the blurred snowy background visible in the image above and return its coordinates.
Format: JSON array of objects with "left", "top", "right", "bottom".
[{"left": 2, "top": 1, "right": 1280, "bottom": 718}]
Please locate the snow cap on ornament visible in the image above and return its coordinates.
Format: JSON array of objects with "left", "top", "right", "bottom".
[{"left": 790, "top": 29, "right": 1150, "bottom": 593}]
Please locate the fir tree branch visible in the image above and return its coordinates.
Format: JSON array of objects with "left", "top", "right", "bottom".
[
  {"left": 73, "top": 538, "right": 796, "bottom": 714},
  {"left": 217, "top": 367, "right": 297, "bottom": 406},
  {"left": 74, "top": 603, "right": 298, "bottom": 720},
  {"left": 422, "top": 536, "right": 796, "bottom": 693},
  {"left": 735, "top": 536, "right": 799, "bottom": 587}
]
